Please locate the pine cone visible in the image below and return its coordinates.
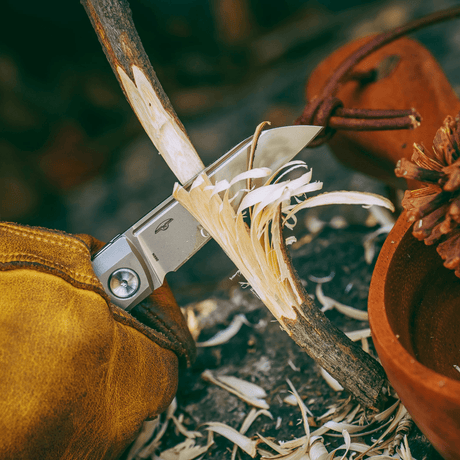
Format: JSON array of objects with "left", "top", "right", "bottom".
[{"left": 395, "top": 114, "right": 460, "bottom": 276}]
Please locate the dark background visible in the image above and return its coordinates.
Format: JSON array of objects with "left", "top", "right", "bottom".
[{"left": 2, "top": 0, "right": 460, "bottom": 299}]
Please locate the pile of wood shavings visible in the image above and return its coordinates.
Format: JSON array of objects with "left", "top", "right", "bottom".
[
  {"left": 125, "top": 376, "right": 415, "bottom": 460},
  {"left": 121, "top": 212, "right": 434, "bottom": 460}
]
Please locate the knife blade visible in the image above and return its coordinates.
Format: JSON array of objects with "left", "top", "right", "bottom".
[{"left": 92, "top": 124, "right": 322, "bottom": 310}]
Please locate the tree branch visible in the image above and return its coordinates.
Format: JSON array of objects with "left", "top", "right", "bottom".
[
  {"left": 82, "top": 0, "right": 388, "bottom": 409},
  {"left": 81, "top": 0, "right": 204, "bottom": 184}
]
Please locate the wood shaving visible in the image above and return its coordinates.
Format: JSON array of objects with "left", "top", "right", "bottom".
[
  {"left": 388, "top": 412, "right": 413, "bottom": 455},
  {"left": 308, "top": 436, "right": 329, "bottom": 460},
  {"left": 171, "top": 415, "right": 202, "bottom": 439},
  {"left": 205, "top": 422, "right": 259, "bottom": 457},
  {"left": 232, "top": 409, "right": 273, "bottom": 460},
  {"left": 128, "top": 399, "right": 177, "bottom": 459},
  {"left": 320, "top": 368, "right": 344, "bottom": 392},
  {"left": 196, "top": 314, "right": 250, "bottom": 347},
  {"left": 363, "top": 225, "right": 394, "bottom": 264},
  {"left": 345, "top": 328, "right": 372, "bottom": 342},
  {"left": 283, "top": 394, "right": 299, "bottom": 406},
  {"left": 158, "top": 436, "right": 214, "bottom": 460},
  {"left": 308, "top": 272, "right": 335, "bottom": 283},
  {"left": 315, "top": 283, "right": 369, "bottom": 321},
  {"left": 202, "top": 369, "right": 269, "bottom": 409},
  {"left": 125, "top": 418, "right": 159, "bottom": 460},
  {"left": 173, "top": 130, "right": 393, "bottom": 330},
  {"left": 398, "top": 435, "right": 415, "bottom": 460}
]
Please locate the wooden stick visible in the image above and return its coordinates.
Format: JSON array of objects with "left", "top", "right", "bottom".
[
  {"left": 82, "top": 0, "right": 388, "bottom": 409},
  {"left": 277, "top": 215, "right": 387, "bottom": 409},
  {"left": 81, "top": 0, "right": 204, "bottom": 184},
  {"left": 285, "top": 302, "right": 386, "bottom": 408}
]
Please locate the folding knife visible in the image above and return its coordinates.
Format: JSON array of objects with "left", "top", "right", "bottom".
[{"left": 92, "top": 125, "right": 322, "bottom": 310}]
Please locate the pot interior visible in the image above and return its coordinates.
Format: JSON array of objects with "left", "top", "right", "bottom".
[{"left": 385, "top": 226, "right": 460, "bottom": 381}]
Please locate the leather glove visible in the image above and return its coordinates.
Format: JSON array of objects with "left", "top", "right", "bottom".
[{"left": 0, "top": 222, "right": 195, "bottom": 460}]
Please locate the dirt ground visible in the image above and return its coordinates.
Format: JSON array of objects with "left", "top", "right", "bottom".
[{"left": 123, "top": 221, "right": 443, "bottom": 459}]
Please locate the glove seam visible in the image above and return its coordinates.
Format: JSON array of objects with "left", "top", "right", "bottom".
[
  {"left": 137, "top": 309, "right": 187, "bottom": 354},
  {"left": 0, "top": 253, "right": 100, "bottom": 284},
  {"left": 0, "top": 223, "right": 89, "bottom": 253},
  {"left": 111, "top": 307, "right": 189, "bottom": 365}
]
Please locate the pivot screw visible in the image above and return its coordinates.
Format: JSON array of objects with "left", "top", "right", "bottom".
[{"left": 109, "top": 268, "right": 140, "bottom": 299}]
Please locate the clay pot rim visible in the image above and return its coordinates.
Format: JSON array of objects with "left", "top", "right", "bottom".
[{"left": 369, "top": 211, "right": 460, "bottom": 400}]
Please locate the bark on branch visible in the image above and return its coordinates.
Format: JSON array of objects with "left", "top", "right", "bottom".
[
  {"left": 82, "top": 0, "right": 388, "bottom": 409},
  {"left": 81, "top": 0, "right": 204, "bottom": 184}
]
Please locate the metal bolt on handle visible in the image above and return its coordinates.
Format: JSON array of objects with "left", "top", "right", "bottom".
[{"left": 109, "top": 268, "right": 140, "bottom": 299}]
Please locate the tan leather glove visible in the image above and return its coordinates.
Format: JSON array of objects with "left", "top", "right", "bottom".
[{"left": 0, "top": 222, "right": 195, "bottom": 460}]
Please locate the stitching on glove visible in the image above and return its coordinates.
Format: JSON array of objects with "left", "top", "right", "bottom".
[
  {"left": 0, "top": 224, "right": 88, "bottom": 253},
  {"left": 0, "top": 253, "right": 100, "bottom": 284}
]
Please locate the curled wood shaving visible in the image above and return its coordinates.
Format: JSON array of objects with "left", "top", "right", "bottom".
[
  {"left": 398, "top": 435, "right": 415, "bottom": 460},
  {"left": 205, "top": 422, "right": 258, "bottom": 457},
  {"left": 253, "top": 393, "right": 413, "bottom": 460},
  {"left": 202, "top": 369, "right": 269, "bottom": 409},
  {"left": 336, "top": 430, "right": 352, "bottom": 460},
  {"left": 125, "top": 418, "right": 159, "bottom": 460},
  {"left": 320, "top": 367, "right": 344, "bottom": 392},
  {"left": 216, "top": 375, "right": 267, "bottom": 399},
  {"left": 361, "top": 336, "right": 370, "bottom": 353},
  {"left": 323, "top": 420, "right": 373, "bottom": 434},
  {"left": 287, "top": 359, "right": 300, "bottom": 372},
  {"left": 171, "top": 415, "right": 202, "bottom": 439},
  {"left": 368, "top": 204, "right": 396, "bottom": 228},
  {"left": 388, "top": 412, "right": 413, "bottom": 455},
  {"left": 355, "top": 403, "right": 408, "bottom": 460},
  {"left": 159, "top": 436, "right": 214, "bottom": 460},
  {"left": 283, "top": 394, "right": 300, "bottom": 406},
  {"left": 232, "top": 409, "right": 273, "bottom": 460},
  {"left": 363, "top": 224, "right": 394, "bottom": 264},
  {"left": 309, "top": 436, "right": 329, "bottom": 460},
  {"left": 196, "top": 314, "right": 250, "bottom": 347},
  {"left": 373, "top": 399, "right": 400, "bottom": 422},
  {"left": 129, "top": 399, "right": 177, "bottom": 459},
  {"left": 286, "top": 378, "right": 313, "bottom": 423},
  {"left": 315, "top": 283, "right": 369, "bottom": 321},
  {"left": 360, "top": 455, "right": 394, "bottom": 460},
  {"left": 308, "top": 272, "right": 335, "bottom": 283},
  {"left": 258, "top": 434, "right": 290, "bottom": 455},
  {"left": 173, "top": 123, "right": 393, "bottom": 330},
  {"left": 337, "top": 442, "right": 384, "bottom": 455}
]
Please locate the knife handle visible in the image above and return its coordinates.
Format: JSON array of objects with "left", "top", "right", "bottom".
[{"left": 92, "top": 235, "right": 155, "bottom": 311}]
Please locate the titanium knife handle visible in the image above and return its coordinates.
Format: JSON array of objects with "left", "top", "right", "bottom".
[
  {"left": 92, "top": 196, "right": 211, "bottom": 311},
  {"left": 92, "top": 235, "right": 154, "bottom": 311}
]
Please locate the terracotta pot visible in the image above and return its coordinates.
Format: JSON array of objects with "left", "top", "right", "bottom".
[
  {"left": 369, "top": 211, "right": 460, "bottom": 460},
  {"left": 303, "top": 30, "right": 460, "bottom": 456}
]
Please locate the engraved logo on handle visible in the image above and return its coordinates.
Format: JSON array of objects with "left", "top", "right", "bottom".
[{"left": 155, "top": 218, "right": 173, "bottom": 233}]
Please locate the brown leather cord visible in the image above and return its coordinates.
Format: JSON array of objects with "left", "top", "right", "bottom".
[{"left": 296, "top": 6, "right": 460, "bottom": 146}]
